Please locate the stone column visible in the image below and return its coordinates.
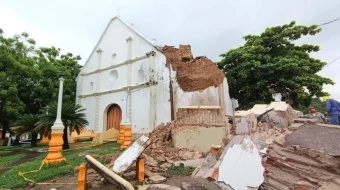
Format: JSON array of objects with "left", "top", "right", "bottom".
[
  {"left": 44, "top": 77, "right": 66, "bottom": 164},
  {"left": 94, "top": 49, "right": 102, "bottom": 132}
]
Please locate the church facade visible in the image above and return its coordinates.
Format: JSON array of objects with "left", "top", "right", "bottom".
[{"left": 75, "top": 16, "right": 234, "bottom": 137}]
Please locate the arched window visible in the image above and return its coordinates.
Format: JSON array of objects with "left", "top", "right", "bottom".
[
  {"left": 90, "top": 82, "right": 94, "bottom": 92},
  {"left": 137, "top": 69, "right": 144, "bottom": 83},
  {"left": 110, "top": 70, "right": 118, "bottom": 82}
]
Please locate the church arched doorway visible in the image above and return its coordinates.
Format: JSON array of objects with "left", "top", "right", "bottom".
[{"left": 106, "top": 104, "right": 122, "bottom": 131}]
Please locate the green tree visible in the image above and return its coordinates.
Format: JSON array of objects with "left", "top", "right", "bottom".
[
  {"left": 11, "top": 114, "right": 40, "bottom": 147},
  {"left": 218, "top": 21, "right": 333, "bottom": 109},
  {"left": 36, "top": 103, "right": 88, "bottom": 149},
  {"left": 0, "top": 29, "right": 82, "bottom": 139},
  {"left": 0, "top": 30, "right": 36, "bottom": 139}
]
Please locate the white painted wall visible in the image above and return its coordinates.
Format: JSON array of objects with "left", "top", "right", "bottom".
[
  {"left": 76, "top": 17, "right": 172, "bottom": 133},
  {"left": 131, "top": 59, "right": 150, "bottom": 85},
  {"left": 100, "top": 66, "right": 128, "bottom": 92},
  {"left": 76, "top": 16, "right": 233, "bottom": 135},
  {"left": 155, "top": 53, "right": 171, "bottom": 127},
  {"left": 222, "top": 78, "right": 234, "bottom": 116},
  {"left": 170, "top": 68, "right": 234, "bottom": 117},
  {"left": 83, "top": 96, "right": 96, "bottom": 130},
  {"left": 131, "top": 88, "right": 151, "bottom": 133}
]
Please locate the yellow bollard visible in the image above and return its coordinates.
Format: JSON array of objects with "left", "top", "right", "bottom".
[
  {"left": 117, "top": 126, "right": 125, "bottom": 144},
  {"left": 120, "top": 127, "right": 132, "bottom": 149},
  {"left": 44, "top": 132, "right": 66, "bottom": 165},
  {"left": 40, "top": 135, "right": 49, "bottom": 144},
  {"left": 136, "top": 158, "right": 145, "bottom": 181},
  {"left": 78, "top": 164, "right": 87, "bottom": 190}
]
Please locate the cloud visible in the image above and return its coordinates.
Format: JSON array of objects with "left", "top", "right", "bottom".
[{"left": 1, "top": 0, "right": 340, "bottom": 101}]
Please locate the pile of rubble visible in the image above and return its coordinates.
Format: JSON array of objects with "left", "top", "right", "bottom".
[
  {"left": 162, "top": 45, "right": 225, "bottom": 92},
  {"left": 264, "top": 123, "right": 340, "bottom": 190},
  {"left": 142, "top": 122, "right": 204, "bottom": 171}
]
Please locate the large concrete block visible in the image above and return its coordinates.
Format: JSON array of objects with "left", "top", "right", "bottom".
[
  {"left": 234, "top": 111, "right": 257, "bottom": 135},
  {"left": 176, "top": 106, "right": 225, "bottom": 126},
  {"left": 172, "top": 125, "right": 229, "bottom": 152},
  {"left": 264, "top": 102, "right": 295, "bottom": 128}
]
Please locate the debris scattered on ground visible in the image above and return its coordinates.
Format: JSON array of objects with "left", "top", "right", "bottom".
[
  {"left": 217, "top": 136, "right": 264, "bottom": 190},
  {"left": 142, "top": 122, "right": 204, "bottom": 170},
  {"left": 263, "top": 123, "right": 340, "bottom": 189},
  {"left": 138, "top": 184, "right": 180, "bottom": 190},
  {"left": 162, "top": 45, "right": 225, "bottom": 92},
  {"left": 181, "top": 182, "right": 208, "bottom": 190},
  {"left": 149, "top": 175, "right": 167, "bottom": 184},
  {"left": 113, "top": 135, "right": 151, "bottom": 174}
]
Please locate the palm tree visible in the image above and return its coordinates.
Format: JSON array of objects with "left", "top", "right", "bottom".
[
  {"left": 11, "top": 114, "right": 40, "bottom": 147},
  {"left": 36, "top": 102, "right": 88, "bottom": 149}
]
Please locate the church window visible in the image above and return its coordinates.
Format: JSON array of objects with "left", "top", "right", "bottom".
[
  {"left": 137, "top": 69, "right": 144, "bottom": 83},
  {"left": 110, "top": 70, "right": 118, "bottom": 82},
  {"left": 90, "top": 82, "right": 94, "bottom": 92}
]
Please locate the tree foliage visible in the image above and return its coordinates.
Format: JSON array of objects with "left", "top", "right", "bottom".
[
  {"left": 0, "top": 29, "right": 82, "bottom": 139},
  {"left": 11, "top": 114, "right": 40, "bottom": 147},
  {"left": 218, "top": 21, "right": 334, "bottom": 109}
]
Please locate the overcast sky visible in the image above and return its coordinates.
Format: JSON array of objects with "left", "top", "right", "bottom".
[{"left": 1, "top": 0, "right": 340, "bottom": 101}]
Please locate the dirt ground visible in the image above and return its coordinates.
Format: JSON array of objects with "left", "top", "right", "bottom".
[
  {"left": 0, "top": 149, "right": 44, "bottom": 176},
  {"left": 15, "top": 174, "right": 220, "bottom": 190}
]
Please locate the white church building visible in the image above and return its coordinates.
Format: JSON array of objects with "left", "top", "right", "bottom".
[{"left": 75, "top": 16, "right": 234, "bottom": 137}]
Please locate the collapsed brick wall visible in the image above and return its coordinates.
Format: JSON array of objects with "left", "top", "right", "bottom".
[
  {"left": 176, "top": 107, "right": 225, "bottom": 126},
  {"left": 162, "top": 45, "right": 225, "bottom": 92}
]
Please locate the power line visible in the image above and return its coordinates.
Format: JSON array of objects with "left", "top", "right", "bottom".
[
  {"left": 318, "top": 17, "right": 340, "bottom": 27},
  {"left": 132, "top": 16, "right": 340, "bottom": 93},
  {"left": 324, "top": 55, "right": 340, "bottom": 68}
]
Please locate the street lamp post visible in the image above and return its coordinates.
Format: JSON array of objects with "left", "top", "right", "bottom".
[{"left": 44, "top": 77, "right": 66, "bottom": 164}]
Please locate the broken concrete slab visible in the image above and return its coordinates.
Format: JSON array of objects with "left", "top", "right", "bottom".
[
  {"left": 285, "top": 124, "right": 340, "bottom": 156},
  {"left": 179, "top": 150, "right": 203, "bottom": 160},
  {"left": 192, "top": 135, "right": 245, "bottom": 180},
  {"left": 85, "top": 155, "right": 134, "bottom": 190},
  {"left": 174, "top": 159, "right": 204, "bottom": 167},
  {"left": 173, "top": 126, "right": 228, "bottom": 152},
  {"left": 293, "top": 118, "right": 319, "bottom": 124},
  {"left": 217, "top": 136, "right": 264, "bottom": 190},
  {"left": 138, "top": 184, "right": 180, "bottom": 190},
  {"left": 112, "top": 135, "right": 151, "bottom": 174},
  {"left": 149, "top": 175, "right": 167, "bottom": 184},
  {"left": 250, "top": 104, "right": 269, "bottom": 117},
  {"left": 141, "top": 153, "right": 158, "bottom": 167},
  {"left": 181, "top": 182, "right": 208, "bottom": 190},
  {"left": 234, "top": 111, "right": 257, "bottom": 135}
]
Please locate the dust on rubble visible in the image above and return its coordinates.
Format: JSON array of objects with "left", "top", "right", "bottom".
[
  {"left": 161, "top": 45, "right": 225, "bottom": 92},
  {"left": 142, "top": 122, "right": 204, "bottom": 171}
]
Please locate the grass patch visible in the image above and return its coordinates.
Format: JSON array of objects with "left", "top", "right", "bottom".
[
  {"left": 0, "top": 145, "right": 24, "bottom": 151},
  {"left": 0, "top": 154, "right": 25, "bottom": 166},
  {"left": 167, "top": 164, "right": 196, "bottom": 176},
  {"left": 0, "top": 150, "right": 12, "bottom": 155},
  {"left": 0, "top": 141, "right": 122, "bottom": 189},
  {"left": 88, "top": 142, "right": 121, "bottom": 155}
]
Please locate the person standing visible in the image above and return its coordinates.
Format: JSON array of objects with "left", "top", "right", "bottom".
[
  {"left": 301, "top": 106, "right": 327, "bottom": 123},
  {"left": 323, "top": 96, "right": 340, "bottom": 125}
]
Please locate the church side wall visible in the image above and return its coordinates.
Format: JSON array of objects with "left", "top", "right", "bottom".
[
  {"left": 83, "top": 96, "right": 96, "bottom": 131},
  {"left": 155, "top": 53, "right": 172, "bottom": 127},
  {"left": 222, "top": 78, "right": 234, "bottom": 116},
  {"left": 131, "top": 87, "right": 151, "bottom": 135}
]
